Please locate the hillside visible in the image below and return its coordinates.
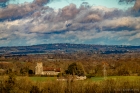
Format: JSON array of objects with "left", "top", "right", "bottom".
[{"left": 0, "top": 43, "right": 140, "bottom": 55}]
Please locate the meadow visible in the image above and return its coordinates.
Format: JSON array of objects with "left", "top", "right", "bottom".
[
  {"left": 29, "top": 76, "right": 56, "bottom": 82},
  {"left": 1, "top": 52, "right": 140, "bottom": 93},
  {"left": 27, "top": 76, "right": 140, "bottom": 82},
  {"left": 91, "top": 76, "right": 140, "bottom": 82},
  {"left": 1, "top": 75, "right": 140, "bottom": 93},
  {"left": 1, "top": 75, "right": 138, "bottom": 82}
]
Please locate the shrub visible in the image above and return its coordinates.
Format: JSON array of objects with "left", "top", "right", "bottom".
[
  {"left": 30, "top": 85, "right": 41, "bottom": 93},
  {"left": 66, "top": 62, "right": 85, "bottom": 76}
]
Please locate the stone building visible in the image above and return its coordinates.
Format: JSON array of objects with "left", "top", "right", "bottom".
[{"left": 35, "top": 62, "right": 60, "bottom": 75}]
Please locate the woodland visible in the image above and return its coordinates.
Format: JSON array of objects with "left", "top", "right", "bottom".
[{"left": 0, "top": 52, "right": 140, "bottom": 92}]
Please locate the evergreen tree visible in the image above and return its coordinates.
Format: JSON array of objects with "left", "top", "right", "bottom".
[{"left": 66, "top": 62, "right": 85, "bottom": 76}]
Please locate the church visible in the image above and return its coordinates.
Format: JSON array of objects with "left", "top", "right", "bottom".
[{"left": 35, "top": 62, "right": 61, "bottom": 75}]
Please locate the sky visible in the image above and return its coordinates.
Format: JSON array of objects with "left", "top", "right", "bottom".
[{"left": 0, "top": 0, "right": 140, "bottom": 46}]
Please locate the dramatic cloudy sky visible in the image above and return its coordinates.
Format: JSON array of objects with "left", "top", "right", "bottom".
[{"left": 0, "top": 0, "right": 140, "bottom": 46}]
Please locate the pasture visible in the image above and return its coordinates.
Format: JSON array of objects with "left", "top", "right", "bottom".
[
  {"left": 27, "top": 76, "right": 140, "bottom": 82},
  {"left": 1, "top": 75, "right": 140, "bottom": 82},
  {"left": 1, "top": 75, "right": 140, "bottom": 92},
  {"left": 91, "top": 76, "right": 140, "bottom": 82},
  {"left": 29, "top": 76, "right": 56, "bottom": 82}
]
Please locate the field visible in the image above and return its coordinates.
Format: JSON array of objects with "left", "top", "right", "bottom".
[
  {"left": 29, "top": 76, "right": 56, "bottom": 82},
  {"left": 26, "top": 76, "right": 140, "bottom": 92},
  {"left": 91, "top": 76, "right": 140, "bottom": 82},
  {"left": 1, "top": 75, "right": 140, "bottom": 82},
  {"left": 27, "top": 76, "right": 140, "bottom": 82},
  {"left": 0, "top": 76, "right": 56, "bottom": 81},
  {"left": 1, "top": 75, "right": 140, "bottom": 92}
]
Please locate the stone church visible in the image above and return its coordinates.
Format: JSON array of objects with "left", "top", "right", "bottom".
[{"left": 35, "top": 62, "right": 61, "bottom": 75}]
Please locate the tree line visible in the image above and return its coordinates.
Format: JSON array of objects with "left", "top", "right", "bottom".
[{"left": 0, "top": 53, "right": 140, "bottom": 77}]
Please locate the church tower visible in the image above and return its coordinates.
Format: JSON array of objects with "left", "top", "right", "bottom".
[{"left": 35, "top": 62, "right": 43, "bottom": 75}]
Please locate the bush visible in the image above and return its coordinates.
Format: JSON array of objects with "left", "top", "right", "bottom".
[
  {"left": 86, "top": 74, "right": 94, "bottom": 78},
  {"left": 66, "top": 62, "right": 85, "bottom": 76},
  {"left": 30, "top": 85, "right": 41, "bottom": 93},
  {"left": 4, "top": 73, "right": 16, "bottom": 92}
]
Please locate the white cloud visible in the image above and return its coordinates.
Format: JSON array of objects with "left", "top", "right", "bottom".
[{"left": 0, "top": 3, "right": 140, "bottom": 46}]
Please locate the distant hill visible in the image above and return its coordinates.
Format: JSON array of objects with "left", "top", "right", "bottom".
[{"left": 0, "top": 43, "right": 140, "bottom": 55}]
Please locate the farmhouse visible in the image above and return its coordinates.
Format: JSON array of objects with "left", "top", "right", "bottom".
[{"left": 35, "top": 62, "right": 61, "bottom": 75}]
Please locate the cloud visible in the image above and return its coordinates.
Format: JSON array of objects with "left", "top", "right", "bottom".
[
  {"left": 0, "top": 1, "right": 140, "bottom": 46},
  {"left": 0, "top": 0, "right": 52, "bottom": 21},
  {"left": 61, "top": 3, "right": 79, "bottom": 19},
  {"left": 119, "top": 0, "right": 140, "bottom": 11},
  {"left": 119, "top": 0, "right": 135, "bottom": 3},
  {"left": 0, "top": 3, "right": 41, "bottom": 21},
  {"left": 99, "top": 16, "right": 140, "bottom": 31},
  {"left": 133, "top": 0, "right": 140, "bottom": 11},
  {"left": 34, "top": 0, "right": 49, "bottom": 6},
  {"left": 0, "top": 0, "right": 9, "bottom": 7}
]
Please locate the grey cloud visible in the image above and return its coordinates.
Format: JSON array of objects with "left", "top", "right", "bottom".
[
  {"left": 129, "top": 32, "right": 140, "bottom": 40},
  {"left": 0, "top": 0, "right": 9, "bottom": 3},
  {"left": 133, "top": 0, "right": 140, "bottom": 11},
  {"left": 0, "top": 3, "right": 40, "bottom": 21},
  {"left": 119, "top": 0, "right": 140, "bottom": 11},
  {"left": 28, "top": 4, "right": 140, "bottom": 34},
  {"left": 0, "top": 0, "right": 137, "bottom": 22},
  {"left": 0, "top": 0, "right": 9, "bottom": 7},
  {"left": 1, "top": 2, "right": 140, "bottom": 46},
  {"left": 0, "top": 0, "right": 51, "bottom": 21},
  {"left": 119, "top": 0, "right": 135, "bottom": 3},
  {"left": 0, "top": 18, "right": 39, "bottom": 46},
  {"left": 98, "top": 16, "right": 140, "bottom": 31},
  {"left": 34, "top": 0, "right": 49, "bottom": 6},
  {"left": 47, "top": 29, "right": 139, "bottom": 45},
  {"left": 61, "top": 3, "right": 79, "bottom": 20}
]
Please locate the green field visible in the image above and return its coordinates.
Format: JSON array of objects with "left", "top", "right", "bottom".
[
  {"left": 1, "top": 75, "right": 140, "bottom": 82},
  {"left": 29, "top": 76, "right": 140, "bottom": 82},
  {"left": 0, "top": 76, "right": 57, "bottom": 82},
  {"left": 19, "top": 76, "right": 140, "bottom": 82},
  {"left": 29, "top": 77, "right": 57, "bottom": 82},
  {"left": 91, "top": 76, "right": 140, "bottom": 82},
  {"left": 1, "top": 75, "right": 140, "bottom": 92}
]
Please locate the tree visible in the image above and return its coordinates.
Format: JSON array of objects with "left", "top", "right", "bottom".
[
  {"left": 65, "top": 62, "right": 85, "bottom": 76},
  {"left": 20, "top": 67, "right": 28, "bottom": 75},
  {"left": 5, "top": 73, "right": 16, "bottom": 92}
]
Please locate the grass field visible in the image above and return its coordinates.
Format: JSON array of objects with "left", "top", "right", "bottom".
[
  {"left": 0, "top": 76, "right": 57, "bottom": 82},
  {"left": 29, "top": 76, "right": 57, "bottom": 82},
  {"left": 1, "top": 75, "right": 140, "bottom": 92},
  {"left": 28, "top": 76, "right": 140, "bottom": 82},
  {"left": 1, "top": 75, "right": 140, "bottom": 82},
  {"left": 91, "top": 76, "right": 140, "bottom": 82}
]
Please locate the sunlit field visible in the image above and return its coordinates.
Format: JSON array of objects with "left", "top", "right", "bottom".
[
  {"left": 1, "top": 75, "right": 140, "bottom": 92},
  {"left": 91, "top": 76, "right": 140, "bottom": 82},
  {"left": 1, "top": 75, "right": 140, "bottom": 82},
  {"left": 28, "top": 76, "right": 140, "bottom": 82},
  {"left": 29, "top": 76, "right": 56, "bottom": 82}
]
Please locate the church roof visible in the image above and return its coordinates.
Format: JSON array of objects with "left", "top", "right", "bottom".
[{"left": 43, "top": 67, "right": 61, "bottom": 72}]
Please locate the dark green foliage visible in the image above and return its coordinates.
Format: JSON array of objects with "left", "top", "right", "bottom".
[
  {"left": 6, "top": 69, "right": 13, "bottom": 74},
  {"left": 28, "top": 69, "right": 34, "bottom": 75},
  {"left": 4, "top": 73, "right": 16, "bottom": 93},
  {"left": 0, "top": 80, "right": 5, "bottom": 93},
  {"left": 1, "top": 49, "right": 140, "bottom": 92},
  {"left": 117, "top": 68, "right": 130, "bottom": 76},
  {"left": 57, "top": 72, "right": 63, "bottom": 77},
  {"left": 0, "top": 76, "right": 140, "bottom": 93},
  {"left": 66, "top": 62, "right": 85, "bottom": 76},
  {"left": 20, "top": 67, "right": 29, "bottom": 75},
  {"left": 86, "top": 74, "right": 94, "bottom": 78},
  {"left": 30, "top": 85, "right": 41, "bottom": 93}
]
